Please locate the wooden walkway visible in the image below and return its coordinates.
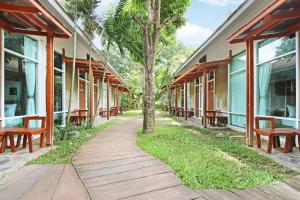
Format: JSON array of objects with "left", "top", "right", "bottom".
[{"left": 1, "top": 118, "right": 300, "bottom": 199}]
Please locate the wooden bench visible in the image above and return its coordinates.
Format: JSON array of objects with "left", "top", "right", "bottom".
[
  {"left": 254, "top": 117, "right": 295, "bottom": 154},
  {"left": 110, "top": 107, "right": 118, "bottom": 116},
  {"left": 0, "top": 116, "right": 47, "bottom": 153},
  {"left": 70, "top": 109, "right": 87, "bottom": 125}
]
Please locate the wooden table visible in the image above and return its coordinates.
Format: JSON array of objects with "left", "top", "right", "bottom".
[
  {"left": 254, "top": 128, "right": 295, "bottom": 154},
  {"left": 0, "top": 127, "right": 46, "bottom": 153}
]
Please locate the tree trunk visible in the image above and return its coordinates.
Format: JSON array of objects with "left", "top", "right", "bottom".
[
  {"left": 142, "top": 0, "right": 161, "bottom": 133},
  {"left": 63, "top": 3, "right": 77, "bottom": 139},
  {"left": 143, "top": 47, "right": 156, "bottom": 132}
]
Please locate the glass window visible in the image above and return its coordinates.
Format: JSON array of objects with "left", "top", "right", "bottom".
[
  {"left": 4, "top": 32, "right": 24, "bottom": 55},
  {"left": 79, "top": 71, "right": 86, "bottom": 79},
  {"left": 4, "top": 34, "right": 38, "bottom": 121},
  {"left": 257, "top": 54, "right": 296, "bottom": 118},
  {"left": 54, "top": 52, "right": 63, "bottom": 70},
  {"left": 180, "top": 85, "right": 184, "bottom": 108},
  {"left": 54, "top": 70, "right": 63, "bottom": 112},
  {"left": 208, "top": 72, "right": 214, "bottom": 80},
  {"left": 257, "top": 36, "right": 296, "bottom": 63},
  {"left": 230, "top": 51, "right": 246, "bottom": 72},
  {"left": 229, "top": 51, "right": 246, "bottom": 128},
  {"left": 54, "top": 52, "right": 63, "bottom": 113}
]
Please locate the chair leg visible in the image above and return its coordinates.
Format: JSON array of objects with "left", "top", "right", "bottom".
[
  {"left": 256, "top": 134, "right": 261, "bottom": 148},
  {"left": 267, "top": 136, "right": 273, "bottom": 154},
  {"left": 283, "top": 135, "right": 292, "bottom": 153},
  {"left": 1, "top": 135, "right": 7, "bottom": 153},
  {"left": 9, "top": 134, "right": 16, "bottom": 152},
  {"left": 16, "top": 135, "right": 22, "bottom": 148},
  {"left": 23, "top": 135, "right": 27, "bottom": 148},
  {"left": 40, "top": 133, "right": 45, "bottom": 148},
  {"left": 298, "top": 135, "right": 300, "bottom": 152},
  {"left": 28, "top": 134, "right": 33, "bottom": 153}
]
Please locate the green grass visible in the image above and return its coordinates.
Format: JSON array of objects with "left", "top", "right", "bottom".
[
  {"left": 122, "top": 110, "right": 143, "bottom": 119},
  {"left": 137, "top": 125, "right": 297, "bottom": 189},
  {"left": 28, "top": 122, "right": 114, "bottom": 164}
]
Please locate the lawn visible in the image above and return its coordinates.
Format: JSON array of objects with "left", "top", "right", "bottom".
[
  {"left": 28, "top": 122, "right": 114, "bottom": 164},
  {"left": 122, "top": 110, "right": 143, "bottom": 119},
  {"left": 137, "top": 125, "right": 297, "bottom": 189}
]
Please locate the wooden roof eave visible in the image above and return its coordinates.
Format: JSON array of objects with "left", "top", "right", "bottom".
[
  {"left": 228, "top": 0, "right": 300, "bottom": 44},
  {"left": 172, "top": 54, "right": 232, "bottom": 85},
  {"left": 0, "top": 1, "right": 72, "bottom": 38}
]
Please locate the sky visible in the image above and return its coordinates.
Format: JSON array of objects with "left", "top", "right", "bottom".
[{"left": 97, "top": 0, "right": 245, "bottom": 48}]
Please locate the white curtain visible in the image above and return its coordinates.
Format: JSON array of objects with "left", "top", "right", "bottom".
[
  {"left": 258, "top": 63, "right": 272, "bottom": 116},
  {"left": 24, "top": 37, "right": 36, "bottom": 116},
  {"left": 24, "top": 37, "right": 37, "bottom": 128}
]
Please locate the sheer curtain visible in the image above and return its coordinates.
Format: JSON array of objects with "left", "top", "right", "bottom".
[
  {"left": 258, "top": 63, "right": 272, "bottom": 116},
  {"left": 24, "top": 37, "right": 36, "bottom": 127},
  {"left": 230, "top": 71, "right": 246, "bottom": 127}
]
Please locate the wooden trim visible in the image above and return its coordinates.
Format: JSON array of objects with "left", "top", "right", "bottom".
[
  {"left": 107, "top": 77, "right": 110, "bottom": 120},
  {"left": 0, "top": 3, "right": 39, "bottom": 14},
  {"left": 27, "top": 0, "right": 72, "bottom": 38},
  {"left": 25, "top": 14, "right": 53, "bottom": 33},
  {"left": 89, "top": 65, "right": 94, "bottom": 121},
  {"left": 184, "top": 80, "right": 188, "bottom": 121},
  {"left": 246, "top": 39, "right": 254, "bottom": 146},
  {"left": 116, "top": 84, "right": 119, "bottom": 113},
  {"left": 228, "top": 0, "right": 286, "bottom": 43},
  {"left": 203, "top": 69, "right": 207, "bottom": 128},
  {"left": 46, "top": 34, "right": 54, "bottom": 146}
]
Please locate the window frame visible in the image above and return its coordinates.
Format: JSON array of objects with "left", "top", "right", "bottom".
[
  {"left": 255, "top": 36, "right": 298, "bottom": 128},
  {"left": 3, "top": 33, "right": 39, "bottom": 125}
]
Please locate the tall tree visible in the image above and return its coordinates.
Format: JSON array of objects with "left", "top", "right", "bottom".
[
  {"left": 63, "top": 0, "right": 78, "bottom": 139},
  {"left": 104, "top": 0, "right": 191, "bottom": 133},
  {"left": 78, "top": 0, "right": 101, "bottom": 127}
]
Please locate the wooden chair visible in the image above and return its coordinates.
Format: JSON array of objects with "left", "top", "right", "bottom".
[
  {"left": 254, "top": 117, "right": 295, "bottom": 154},
  {"left": 110, "top": 107, "right": 118, "bottom": 116},
  {"left": 2, "top": 116, "right": 47, "bottom": 153},
  {"left": 215, "top": 110, "right": 228, "bottom": 127},
  {"left": 206, "top": 111, "right": 216, "bottom": 126}
]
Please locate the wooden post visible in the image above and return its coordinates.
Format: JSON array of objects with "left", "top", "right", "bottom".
[
  {"left": 203, "top": 69, "right": 207, "bottom": 128},
  {"left": 46, "top": 34, "right": 54, "bottom": 146},
  {"left": 116, "top": 84, "right": 119, "bottom": 114},
  {"left": 175, "top": 84, "right": 178, "bottom": 115},
  {"left": 184, "top": 80, "right": 188, "bottom": 121},
  {"left": 246, "top": 39, "right": 254, "bottom": 146},
  {"left": 89, "top": 65, "right": 94, "bottom": 121},
  {"left": 107, "top": 77, "right": 110, "bottom": 120}
]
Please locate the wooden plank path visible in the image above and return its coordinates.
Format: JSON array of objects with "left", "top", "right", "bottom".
[{"left": 1, "top": 117, "right": 300, "bottom": 199}]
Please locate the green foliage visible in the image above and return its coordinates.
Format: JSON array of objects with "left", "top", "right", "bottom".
[
  {"left": 28, "top": 122, "right": 114, "bottom": 164},
  {"left": 103, "top": 0, "right": 191, "bottom": 64},
  {"left": 137, "top": 125, "right": 297, "bottom": 189},
  {"left": 156, "top": 42, "right": 195, "bottom": 104}
]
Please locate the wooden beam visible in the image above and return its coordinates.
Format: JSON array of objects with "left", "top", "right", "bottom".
[
  {"left": 228, "top": 0, "right": 286, "bottom": 43},
  {"left": 175, "top": 84, "right": 178, "bottom": 115},
  {"left": 25, "top": 14, "right": 53, "bottom": 33},
  {"left": 9, "top": 13, "right": 39, "bottom": 30},
  {"left": 203, "top": 70, "right": 207, "bottom": 128},
  {"left": 89, "top": 65, "right": 94, "bottom": 121},
  {"left": 46, "top": 34, "right": 54, "bottom": 146},
  {"left": 0, "top": 3, "right": 39, "bottom": 14},
  {"left": 184, "top": 80, "right": 188, "bottom": 121},
  {"left": 27, "top": 0, "right": 72, "bottom": 38},
  {"left": 107, "top": 77, "right": 110, "bottom": 120},
  {"left": 246, "top": 39, "right": 254, "bottom": 146},
  {"left": 116, "top": 84, "right": 119, "bottom": 114}
]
